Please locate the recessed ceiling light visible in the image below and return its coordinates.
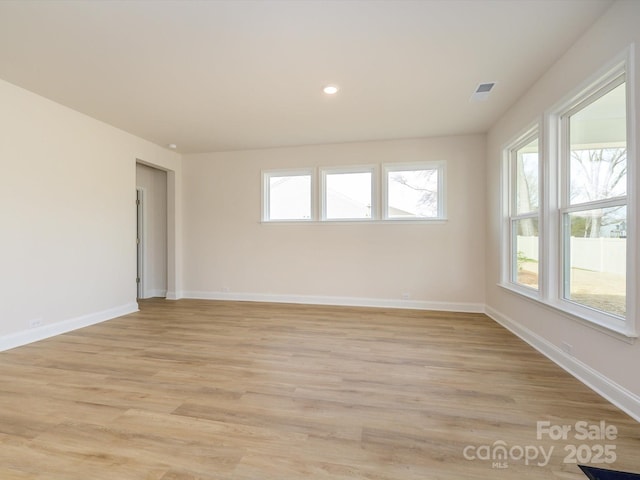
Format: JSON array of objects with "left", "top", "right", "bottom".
[
  {"left": 323, "top": 85, "right": 339, "bottom": 95},
  {"left": 167, "top": 143, "right": 177, "bottom": 149}
]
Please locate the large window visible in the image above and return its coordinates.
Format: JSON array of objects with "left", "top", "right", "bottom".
[
  {"left": 507, "top": 133, "right": 540, "bottom": 291},
  {"left": 502, "top": 58, "right": 634, "bottom": 336},
  {"left": 383, "top": 162, "right": 445, "bottom": 220},
  {"left": 561, "top": 77, "right": 627, "bottom": 320}
]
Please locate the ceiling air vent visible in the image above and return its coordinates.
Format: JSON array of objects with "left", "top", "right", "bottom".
[{"left": 470, "top": 82, "right": 496, "bottom": 102}]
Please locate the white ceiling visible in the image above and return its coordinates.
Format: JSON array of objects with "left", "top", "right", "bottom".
[{"left": 0, "top": 0, "right": 613, "bottom": 154}]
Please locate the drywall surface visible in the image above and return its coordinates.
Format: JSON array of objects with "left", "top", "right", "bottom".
[
  {"left": 0, "top": 78, "right": 181, "bottom": 347},
  {"left": 183, "top": 135, "right": 486, "bottom": 310}
]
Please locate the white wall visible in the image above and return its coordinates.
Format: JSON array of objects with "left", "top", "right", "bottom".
[
  {"left": 0, "top": 78, "right": 181, "bottom": 349},
  {"left": 136, "top": 163, "right": 168, "bottom": 298},
  {"left": 182, "top": 135, "right": 486, "bottom": 311},
  {"left": 485, "top": 0, "right": 640, "bottom": 418}
]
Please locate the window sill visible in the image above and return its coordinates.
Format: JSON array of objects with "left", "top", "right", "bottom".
[
  {"left": 261, "top": 218, "right": 448, "bottom": 225},
  {"left": 498, "top": 282, "right": 637, "bottom": 344}
]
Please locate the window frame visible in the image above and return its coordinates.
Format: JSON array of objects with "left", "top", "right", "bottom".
[
  {"left": 556, "top": 71, "right": 630, "bottom": 330},
  {"left": 382, "top": 161, "right": 447, "bottom": 221},
  {"left": 320, "top": 165, "right": 377, "bottom": 221},
  {"left": 501, "top": 49, "right": 637, "bottom": 339},
  {"left": 262, "top": 168, "right": 315, "bottom": 222},
  {"left": 504, "top": 129, "right": 541, "bottom": 295}
]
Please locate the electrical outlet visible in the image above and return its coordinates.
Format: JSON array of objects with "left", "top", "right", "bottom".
[
  {"left": 561, "top": 341, "right": 573, "bottom": 355},
  {"left": 29, "top": 318, "right": 43, "bottom": 329},
  {"left": 401, "top": 292, "right": 411, "bottom": 300}
]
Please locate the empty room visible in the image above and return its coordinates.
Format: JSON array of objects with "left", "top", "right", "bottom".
[{"left": 1, "top": 0, "right": 640, "bottom": 478}]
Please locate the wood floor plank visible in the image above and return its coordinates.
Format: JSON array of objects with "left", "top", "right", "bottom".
[{"left": 0, "top": 298, "right": 638, "bottom": 479}]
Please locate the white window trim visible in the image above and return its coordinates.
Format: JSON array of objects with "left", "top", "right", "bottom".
[
  {"left": 500, "top": 46, "right": 637, "bottom": 340},
  {"left": 554, "top": 66, "right": 631, "bottom": 334},
  {"left": 262, "top": 162, "right": 449, "bottom": 225},
  {"left": 262, "top": 168, "right": 315, "bottom": 222},
  {"left": 320, "top": 165, "right": 378, "bottom": 221},
  {"left": 382, "top": 161, "right": 447, "bottom": 221},
  {"left": 502, "top": 128, "right": 541, "bottom": 297}
]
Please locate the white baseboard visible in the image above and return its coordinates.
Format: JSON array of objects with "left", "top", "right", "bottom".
[
  {"left": 182, "top": 290, "right": 485, "bottom": 313},
  {"left": 0, "top": 302, "right": 139, "bottom": 352},
  {"left": 141, "top": 289, "right": 167, "bottom": 299},
  {"left": 484, "top": 305, "right": 640, "bottom": 423},
  {"left": 166, "top": 291, "right": 180, "bottom": 300}
]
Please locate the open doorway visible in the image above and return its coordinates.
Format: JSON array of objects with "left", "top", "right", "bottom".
[{"left": 136, "top": 163, "right": 168, "bottom": 299}]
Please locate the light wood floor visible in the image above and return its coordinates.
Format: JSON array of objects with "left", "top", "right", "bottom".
[{"left": 0, "top": 299, "right": 639, "bottom": 479}]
